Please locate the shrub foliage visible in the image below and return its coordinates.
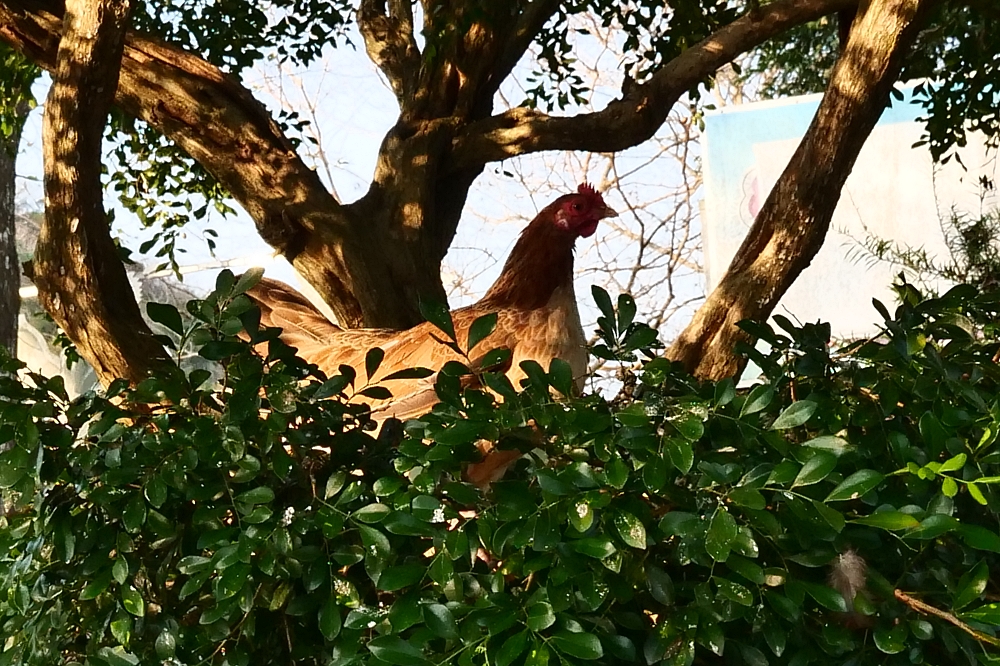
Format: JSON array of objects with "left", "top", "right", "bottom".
[{"left": 2, "top": 274, "right": 1000, "bottom": 665}]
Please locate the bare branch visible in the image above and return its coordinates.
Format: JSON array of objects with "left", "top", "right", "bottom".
[
  {"left": 895, "top": 590, "right": 1000, "bottom": 648},
  {"left": 450, "top": 0, "right": 858, "bottom": 168},
  {"left": 358, "top": 0, "right": 421, "bottom": 100},
  {"left": 36, "top": 0, "right": 173, "bottom": 385}
]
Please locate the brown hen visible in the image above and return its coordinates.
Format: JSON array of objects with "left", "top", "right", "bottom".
[{"left": 247, "top": 183, "right": 616, "bottom": 422}]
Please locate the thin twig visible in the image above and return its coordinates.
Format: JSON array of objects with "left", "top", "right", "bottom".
[{"left": 894, "top": 589, "right": 1000, "bottom": 648}]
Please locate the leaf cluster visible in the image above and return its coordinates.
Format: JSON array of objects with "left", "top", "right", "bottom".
[{"left": 4, "top": 277, "right": 1000, "bottom": 665}]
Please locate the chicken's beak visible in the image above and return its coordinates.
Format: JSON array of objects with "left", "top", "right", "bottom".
[{"left": 601, "top": 204, "right": 618, "bottom": 219}]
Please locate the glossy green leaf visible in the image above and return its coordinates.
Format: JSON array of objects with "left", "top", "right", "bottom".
[
  {"left": 113, "top": 557, "right": 128, "bottom": 585},
  {"left": 968, "top": 482, "right": 988, "bottom": 505},
  {"left": 791, "top": 452, "right": 836, "bottom": 487},
  {"left": 97, "top": 647, "right": 140, "bottom": 666},
  {"left": 318, "top": 596, "right": 342, "bottom": 640},
  {"left": 728, "top": 487, "right": 766, "bottom": 510},
  {"left": 647, "top": 566, "right": 674, "bottom": 605},
  {"left": 144, "top": 476, "right": 168, "bottom": 508},
  {"left": 825, "top": 469, "right": 884, "bottom": 501},
  {"left": 961, "top": 603, "right": 1000, "bottom": 624},
  {"left": 741, "top": 384, "right": 774, "bottom": 416},
  {"left": 122, "top": 585, "right": 145, "bottom": 617},
  {"left": 942, "top": 475, "right": 958, "bottom": 497},
  {"left": 905, "top": 514, "right": 960, "bottom": 540},
  {"left": 367, "top": 635, "right": 428, "bottom": 666},
  {"left": 353, "top": 503, "right": 391, "bottom": 523},
  {"left": 671, "top": 413, "right": 704, "bottom": 441},
  {"left": 873, "top": 624, "right": 907, "bottom": 654},
  {"left": 80, "top": 569, "right": 112, "bottom": 601},
  {"left": 613, "top": 511, "right": 646, "bottom": 549},
  {"left": 497, "top": 630, "right": 530, "bottom": 666},
  {"left": 147, "top": 302, "right": 184, "bottom": 334},
  {"left": 939, "top": 453, "right": 967, "bottom": 472},
  {"left": 716, "top": 578, "right": 753, "bottom": 606},
  {"left": 155, "top": 629, "right": 177, "bottom": 659},
  {"left": 591, "top": 286, "right": 615, "bottom": 328},
  {"left": 550, "top": 632, "right": 603, "bottom": 660},
  {"left": 234, "top": 487, "right": 274, "bottom": 505},
  {"left": 467, "top": 312, "right": 498, "bottom": 351},
  {"left": 526, "top": 601, "right": 556, "bottom": 631},
  {"left": 122, "top": 496, "right": 147, "bottom": 533},
  {"left": 852, "top": 511, "right": 919, "bottom": 530},
  {"left": 802, "top": 582, "right": 848, "bottom": 612},
  {"left": 233, "top": 267, "right": 264, "bottom": 295},
  {"left": 953, "top": 561, "right": 989, "bottom": 610},
  {"left": 770, "top": 400, "right": 817, "bottom": 429},
  {"left": 706, "top": 509, "right": 737, "bottom": 561},
  {"left": 726, "top": 554, "right": 765, "bottom": 585},
  {"left": 525, "top": 642, "right": 550, "bottom": 666},
  {"left": 365, "top": 347, "right": 385, "bottom": 381},
  {"left": 801, "top": 435, "right": 852, "bottom": 455},
  {"left": 377, "top": 565, "right": 425, "bottom": 591},
  {"left": 960, "top": 524, "right": 1000, "bottom": 552},
  {"left": 605, "top": 457, "right": 629, "bottom": 488},
  {"left": 698, "top": 621, "right": 725, "bottom": 656},
  {"left": 419, "top": 299, "right": 456, "bottom": 342},
  {"left": 422, "top": 603, "right": 458, "bottom": 639},
  {"left": 765, "top": 591, "right": 801, "bottom": 622},
  {"left": 762, "top": 612, "right": 786, "bottom": 656},
  {"left": 666, "top": 437, "right": 694, "bottom": 474},
  {"left": 217, "top": 563, "right": 250, "bottom": 600}
]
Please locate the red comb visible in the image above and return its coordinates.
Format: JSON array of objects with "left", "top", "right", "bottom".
[{"left": 577, "top": 183, "right": 599, "bottom": 198}]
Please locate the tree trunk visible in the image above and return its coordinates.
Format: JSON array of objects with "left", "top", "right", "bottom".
[
  {"left": 35, "top": 0, "right": 172, "bottom": 386},
  {"left": 0, "top": 99, "right": 28, "bottom": 355},
  {"left": 666, "top": 0, "right": 940, "bottom": 381}
]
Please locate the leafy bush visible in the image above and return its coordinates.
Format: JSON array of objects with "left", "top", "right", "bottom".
[{"left": 3, "top": 274, "right": 1000, "bottom": 666}]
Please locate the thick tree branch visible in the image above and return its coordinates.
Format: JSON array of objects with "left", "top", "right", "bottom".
[
  {"left": 358, "top": 0, "right": 421, "bottom": 101},
  {"left": 666, "top": 0, "right": 940, "bottom": 380},
  {"left": 36, "top": 0, "right": 173, "bottom": 386},
  {"left": 450, "top": 0, "right": 858, "bottom": 168}
]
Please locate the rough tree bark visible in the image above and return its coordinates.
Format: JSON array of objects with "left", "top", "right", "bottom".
[
  {"left": 0, "top": 0, "right": 856, "bottom": 383},
  {"left": 667, "top": 0, "right": 940, "bottom": 381},
  {"left": 35, "top": 0, "right": 172, "bottom": 386},
  {"left": 0, "top": 99, "right": 28, "bottom": 354}
]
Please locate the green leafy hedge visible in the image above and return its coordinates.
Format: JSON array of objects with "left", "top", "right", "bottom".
[{"left": 3, "top": 274, "right": 1000, "bottom": 666}]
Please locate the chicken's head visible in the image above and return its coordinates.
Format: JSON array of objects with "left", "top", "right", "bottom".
[{"left": 552, "top": 183, "right": 617, "bottom": 238}]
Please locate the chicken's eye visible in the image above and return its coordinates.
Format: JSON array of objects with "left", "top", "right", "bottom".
[{"left": 571, "top": 202, "right": 583, "bottom": 212}]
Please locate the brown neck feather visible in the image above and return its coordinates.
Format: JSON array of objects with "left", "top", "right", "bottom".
[{"left": 480, "top": 214, "right": 576, "bottom": 309}]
